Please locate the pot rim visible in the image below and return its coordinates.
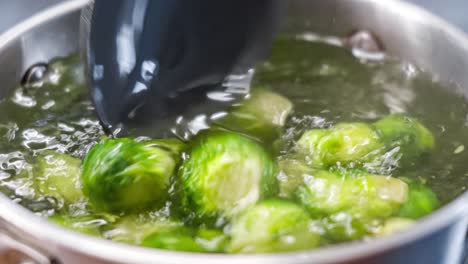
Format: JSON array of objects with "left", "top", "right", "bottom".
[{"left": 1, "top": 0, "right": 468, "bottom": 263}]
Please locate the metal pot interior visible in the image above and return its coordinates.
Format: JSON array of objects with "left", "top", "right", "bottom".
[{"left": 0, "top": 0, "right": 468, "bottom": 263}]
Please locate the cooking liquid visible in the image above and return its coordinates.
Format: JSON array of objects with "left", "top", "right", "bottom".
[{"left": 0, "top": 36, "right": 468, "bottom": 245}]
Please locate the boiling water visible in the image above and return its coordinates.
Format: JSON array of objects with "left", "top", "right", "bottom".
[{"left": 0, "top": 36, "right": 467, "bottom": 241}]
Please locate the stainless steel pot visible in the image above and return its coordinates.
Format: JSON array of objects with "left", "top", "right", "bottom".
[{"left": 1, "top": 0, "right": 468, "bottom": 263}]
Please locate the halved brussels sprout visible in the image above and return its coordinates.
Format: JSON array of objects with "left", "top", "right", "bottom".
[
  {"left": 49, "top": 213, "right": 115, "bottom": 236},
  {"left": 179, "top": 131, "right": 277, "bottom": 218},
  {"left": 34, "top": 150, "right": 82, "bottom": 204},
  {"left": 398, "top": 177, "right": 440, "bottom": 219},
  {"left": 81, "top": 138, "right": 180, "bottom": 213},
  {"left": 146, "top": 138, "right": 186, "bottom": 156},
  {"left": 214, "top": 89, "right": 293, "bottom": 142},
  {"left": 296, "top": 169, "right": 408, "bottom": 216},
  {"left": 373, "top": 114, "right": 434, "bottom": 160},
  {"left": 105, "top": 213, "right": 184, "bottom": 245},
  {"left": 142, "top": 227, "right": 229, "bottom": 253},
  {"left": 227, "top": 200, "right": 320, "bottom": 253},
  {"left": 297, "top": 123, "right": 383, "bottom": 168},
  {"left": 277, "top": 159, "right": 316, "bottom": 198},
  {"left": 321, "top": 212, "right": 381, "bottom": 241},
  {"left": 295, "top": 169, "right": 408, "bottom": 241},
  {"left": 375, "top": 217, "right": 415, "bottom": 237}
]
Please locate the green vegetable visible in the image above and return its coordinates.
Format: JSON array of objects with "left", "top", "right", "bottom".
[
  {"left": 227, "top": 200, "right": 320, "bottom": 253},
  {"left": 277, "top": 159, "right": 315, "bottom": 198},
  {"left": 142, "top": 227, "right": 228, "bottom": 253},
  {"left": 297, "top": 123, "right": 383, "bottom": 168},
  {"left": 321, "top": 212, "right": 381, "bottom": 241},
  {"left": 398, "top": 178, "right": 440, "bottom": 219},
  {"left": 107, "top": 213, "right": 184, "bottom": 245},
  {"left": 146, "top": 138, "right": 186, "bottom": 156},
  {"left": 49, "top": 213, "right": 113, "bottom": 236},
  {"left": 295, "top": 169, "right": 408, "bottom": 241},
  {"left": 34, "top": 150, "right": 82, "bottom": 203},
  {"left": 375, "top": 218, "right": 415, "bottom": 236},
  {"left": 296, "top": 169, "right": 408, "bottom": 216},
  {"left": 179, "top": 131, "right": 277, "bottom": 218},
  {"left": 214, "top": 89, "right": 293, "bottom": 142},
  {"left": 373, "top": 114, "right": 434, "bottom": 160},
  {"left": 81, "top": 138, "right": 180, "bottom": 213}
]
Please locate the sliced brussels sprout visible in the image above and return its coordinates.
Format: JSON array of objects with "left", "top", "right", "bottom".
[
  {"left": 34, "top": 150, "right": 82, "bottom": 204},
  {"left": 214, "top": 89, "right": 293, "bottom": 142},
  {"left": 295, "top": 169, "right": 408, "bottom": 217},
  {"left": 105, "top": 213, "right": 183, "bottom": 245},
  {"left": 297, "top": 123, "right": 383, "bottom": 168},
  {"left": 146, "top": 138, "right": 186, "bottom": 157},
  {"left": 373, "top": 114, "right": 434, "bottom": 160},
  {"left": 195, "top": 228, "right": 230, "bottom": 253},
  {"left": 49, "top": 213, "right": 114, "bottom": 236},
  {"left": 398, "top": 177, "right": 440, "bottom": 219},
  {"left": 277, "top": 159, "right": 316, "bottom": 198},
  {"left": 81, "top": 138, "right": 179, "bottom": 213},
  {"left": 142, "top": 227, "right": 228, "bottom": 253},
  {"left": 142, "top": 228, "right": 205, "bottom": 252},
  {"left": 179, "top": 131, "right": 277, "bottom": 218},
  {"left": 295, "top": 129, "right": 330, "bottom": 167},
  {"left": 321, "top": 212, "right": 381, "bottom": 241},
  {"left": 227, "top": 199, "right": 320, "bottom": 253},
  {"left": 375, "top": 217, "right": 415, "bottom": 237}
]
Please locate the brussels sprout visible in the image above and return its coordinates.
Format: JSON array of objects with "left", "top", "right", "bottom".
[
  {"left": 81, "top": 138, "right": 180, "bottom": 213},
  {"left": 295, "top": 129, "right": 330, "bottom": 167},
  {"left": 13, "top": 55, "right": 86, "bottom": 112},
  {"left": 277, "top": 159, "right": 316, "bottom": 198},
  {"left": 142, "top": 229, "right": 205, "bottom": 252},
  {"left": 146, "top": 138, "right": 186, "bottom": 157},
  {"left": 297, "top": 123, "right": 383, "bottom": 168},
  {"left": 214, "top": 89, "right": 293, "bottom": 142},
  {"left": 296, "top": 169, "right": 408, "bottom": 217},
  {"left": 373, "top": 114, "right": 434, "bottom": 160},
  {"left": 142, "top": 227, "right": 229, "bottom": 253},
  {"left": 49, "top": 213, "right": 114, "bottom": 236},
  {"left": 195, "top": 228, "right": 230, "bottom": 253},
  {"left": 321, "top": 212, "right": 381, "bottom": 241},
  {"left": 34, "top": 150, "right": 82, "bottom": 203},
  {"left": 398, "top": 178, "right": 440, "bottom": 219},
  {"left": 179, "top": 131, "right": 277, "bottom": 218},
  {"left": 106, "top": 213, "right": 184, "bottom": 244},
  {"left": 375, "top": 217, "right": 415, "bottom": 237},
  {"left": 227, "top": 199, "right": 320, "bottom": 253}
]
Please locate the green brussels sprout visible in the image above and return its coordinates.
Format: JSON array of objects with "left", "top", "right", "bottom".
[
  {"left": 398, "top": 177, "right": 440, "bottom": 219},
  {"left": 106, "top": 213, "right": 184, "bottom": 244},
  {"left": 34, "top": 150, "right": 82, "bottom": 203},
  {"left": 81, "top": 138, "right": 180, "bottom": 213},
  {"left": 214, "top": 89, "right": 293, "bottom": 142},
  {"left": 375, "top": 217, "right": 415, "bottom": 237},
  {"left": 321, "top": 212, "right": 381, "bottom": 241},
  {"left": 179, "top": 131, "right": 277, "bottom": 218},
  {"left": 227, "top": 200, "right": 320, "bottom": 253},
  {"left": 142, "top": 229, "right": 205, "bottom": 252},
  {"left": 297, "top": 123, "right": 383, "bottom": 168},
  {"left": 142, "top": 227, "right": 229, "bottom": 253},
  {"left": 12, "top": 55, "right": 86, "bottom": 113},
  {"left": 295, "top": 169, "right": 408, "bottom": 217},
  {"left": 277, "top": 159, "right": 316, "bottom": 198},
  {"left": 373, "top": 114, "right": 434, "bottom": 160},
  {"left": 146, "top": 138, "right": 186, "bottom": 156},
  {"left": 49, "top": 213, "right": 115, "bottom": 236},
  {"left": 295, "top": 169, "right": 408, "bottom": 241}
]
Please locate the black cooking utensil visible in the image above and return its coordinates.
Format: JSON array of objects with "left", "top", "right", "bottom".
[{"left": 84, "top": 0, "right": 282, "bottom": 138}]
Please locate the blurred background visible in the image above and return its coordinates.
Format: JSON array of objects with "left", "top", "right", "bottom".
[{"left": 0, "top": 0, "right": 466, "bottom": 34}]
